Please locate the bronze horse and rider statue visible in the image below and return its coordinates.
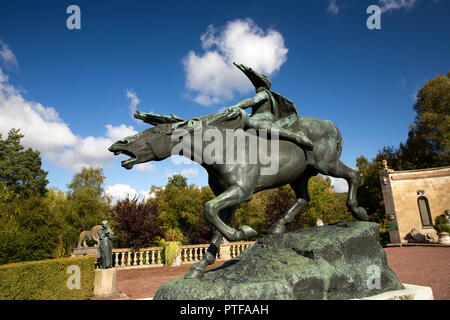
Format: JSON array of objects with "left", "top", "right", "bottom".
[{"left": 108, "top": 63, "right": 368, "bottom": 279}]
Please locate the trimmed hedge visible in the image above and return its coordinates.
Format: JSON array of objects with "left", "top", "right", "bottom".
[{"left": 0, "top": 256, "right": 95, "bottom": 300}]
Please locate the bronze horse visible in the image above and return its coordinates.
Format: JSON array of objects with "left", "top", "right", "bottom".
[{"left": 108, "top": 109, "right": 368, "bottom": 278}]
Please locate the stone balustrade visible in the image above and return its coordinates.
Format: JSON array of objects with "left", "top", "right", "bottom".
[
  {"left": 112, "top": 241, "right": 255, "bottom": 269},
  {"left": 112, "top": 247, "right": 164, "bottom": 269}
]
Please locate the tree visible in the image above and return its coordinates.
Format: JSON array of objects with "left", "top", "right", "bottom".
[
  {"left": 66, "top": 166, "right": 110, "bottom": 232},
  {"left": 260, "top": 186, "right": 296, "bottom": 233},
  {"left": 0, "top": 194, "right": 63, "bottom": 264},
  {"left": 108, "top": 196, "right": 163, "bottom": 249},
  {"left": 42, "top": 188, "right": 79, "bottom": 254},
  {"left": 166, "top": 174, "right": 188, "bottom": 189},
  {"left": 67, "top": 166, "right": 107, "bottom": 198},
  {"left": 356, "top": 71, "right": 449, "bottom": 224},
  {"left": 411, "top": 71, "right": 450, "bottom": 164},
  {"left": 306, "top": 176, "right": 354, "bottom": 226},
  {"left": 151, "top": 178, "right": 216, "bottom": 244},
  {"left": 0, "top": 128, "right": 48, "bottom": 198},
  {"left": 233, "top": 191, "right": 269, "bottom": 237},
  {"left": 394, "top": 71, "right": 449, "bottom": 169}
]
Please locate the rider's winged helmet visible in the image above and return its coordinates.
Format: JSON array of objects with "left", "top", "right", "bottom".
[{"left": 233, "top": 62, "right": 271, "bottom": 90}]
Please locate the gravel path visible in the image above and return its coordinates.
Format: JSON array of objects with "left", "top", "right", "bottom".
[
  {"left": 117, "top": 247, "right": 449, "bottom": 300},
  {"left": 384, "top": 247, "right": 449, "bottom": 300}
]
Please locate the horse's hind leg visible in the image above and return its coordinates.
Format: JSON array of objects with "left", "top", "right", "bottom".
[
  {"left": 269, "top": 171, "right": 313, "bottom": 234},
  {"left": 185, "top": 206, "right": 237, "bottom": 279},
  {"left": 322, "top": 160, "right": 368, "bottom": 221}
]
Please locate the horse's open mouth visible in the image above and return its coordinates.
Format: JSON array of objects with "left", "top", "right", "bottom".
[{"left": 114, "top": 150, "right": 138, "bottom": 169}]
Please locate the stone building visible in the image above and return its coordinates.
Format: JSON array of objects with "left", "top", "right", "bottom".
[{"left": 379, "top": 161, "right": 450, "bottom": 244}]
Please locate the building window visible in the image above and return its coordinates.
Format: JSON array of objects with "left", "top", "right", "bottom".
[{"left": 417, "top": 196, "right": 432, "bottom": 227}]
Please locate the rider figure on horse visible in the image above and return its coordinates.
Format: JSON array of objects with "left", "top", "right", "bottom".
[{"left": 227, "top": 62, "right": 314, "bottom": 151}]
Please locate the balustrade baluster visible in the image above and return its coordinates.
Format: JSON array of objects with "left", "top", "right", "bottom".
[
  {"left": 139, "top": 252, "right": 143, "bottom": 265},
  {"left": 183, "top": 249, "right": 187, "bottom": 263},
  {"left": 145, "top": 251, "right": 149, "bottom": 265},
  {"left": 195, "top": 248, "right": 200, "bottom": 262},
  {"left": 151, "top": 251, "right": 155, "bottom": 264}
]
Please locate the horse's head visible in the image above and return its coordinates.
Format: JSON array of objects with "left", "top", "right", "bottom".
[{"left": 108, "top": 111, "right": 185, "bottom": 169}]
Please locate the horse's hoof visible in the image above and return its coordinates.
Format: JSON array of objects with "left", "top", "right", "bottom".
[
  {"left": 239, "top": 225, "right": 258, "bottom": 240},
  {"left": 268, "top": 224, "right": 286, "bottom": 234},
  {"left": 353, "top": 207, "right": 368, "bottom": 221},
  {"left": 184, "top": 266, "right": 205, "bottom": 279}
]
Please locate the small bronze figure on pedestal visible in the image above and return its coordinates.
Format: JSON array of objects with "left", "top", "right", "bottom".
[{"left": 98, "top": 220, "right": 114, "bottom": 269}]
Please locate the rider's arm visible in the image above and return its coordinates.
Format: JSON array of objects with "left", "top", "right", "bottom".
[{"left": 230, "top": 91, "right": 268, "bottom": 109}]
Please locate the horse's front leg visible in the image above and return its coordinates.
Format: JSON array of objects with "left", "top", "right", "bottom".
[
  {"left": 205, "top": 186, "right": 257, "bottom": 241},
  {"left": 185, "top": 186, "right": 257, "bottom": 279},
  {"left": 185, "top": 206, "right": 237, "bottom": 279}
]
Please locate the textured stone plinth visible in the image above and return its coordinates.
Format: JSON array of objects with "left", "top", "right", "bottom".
[
  {"left": 71, "top": 247, "right": 100, "bottom": 259},
  {"left": 358, "top": 284, "right": 433, "bottom": 300},
  {"left": 94, "top": 268, "right": 117, "bottom": 297},
  {"left": 154, "top": 221, "right": 405, "bottom": 300}
]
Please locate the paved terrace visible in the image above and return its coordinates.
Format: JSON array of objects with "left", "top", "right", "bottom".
[{"left": 117, "top": 247, "right": 449, "bottom": 300}]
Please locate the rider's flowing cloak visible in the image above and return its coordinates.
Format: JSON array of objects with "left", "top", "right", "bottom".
[{"left": 261, "top": 88, "right": 299, "bottom": 129}]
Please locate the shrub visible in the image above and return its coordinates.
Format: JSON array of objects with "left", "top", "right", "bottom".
[
  {"left": 155, "top": 239, "right": 180, "bottom": 266},
  {"left": 435, "top": 224, "right": 450, "bottom": 233},
  {"left": 109, "top": 196, "right": 163, "bottom": 249},
  {"left": 434, "top": 214, "right": 450, "bottom": 233},
  {"left": 0, "top": 256, "right": 94, "bottom": 300},
  {"left": 434, "top": 214, "right": 448, "bottom": 226}
]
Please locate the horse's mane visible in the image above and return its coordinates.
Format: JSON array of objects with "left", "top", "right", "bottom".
[{"left": 169, "top": 110, "right": 247, "bottom": 134}]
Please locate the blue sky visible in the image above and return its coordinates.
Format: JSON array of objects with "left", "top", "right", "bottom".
[{"left": 0, "top": 0, "right": 449, "bottom": 202}]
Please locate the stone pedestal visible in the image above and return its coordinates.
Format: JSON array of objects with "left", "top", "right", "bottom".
[
  {"left": 154, "top": 222, "right": 405, "bottom": 300},
  {"left": 71, "top": 247, "right": 100, "bottom": 259},
  {"left": 358, "top": 284, "right": 434, "bottom": 300},
  {"left": 438, "top": 232, "right": 450, "bottom": 244},
  {"left": 94, "top": 268, "right": 117, "bottom": 297}
]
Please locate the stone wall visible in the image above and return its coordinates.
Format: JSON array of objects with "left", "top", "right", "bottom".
[{"left": 379, "top": 164, "right": 450, "bottom": 243}]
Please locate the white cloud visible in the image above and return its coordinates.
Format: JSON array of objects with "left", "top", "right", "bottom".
[
  {"left": 126, "top": 89, "right": 140, "bottom": 115},
  {"left": 165, "top": 167, "right": 199, "bottom": 178},
  {"left": 105, "top": 124, "right": 137, "bottom": 141},
  {"left": 0, "top": 40, "right": 19, "bottom": 72},
  {"left": 329, "top": 176, "right": 349, "bottom": 193},
  {"left": 183, "top": 18, "right": 288, "bottom": 106},
  {"left": 135, "top": 162, "right": 156, "bottom": 173},
  {"left": 180, "top": 168, "right": 199, "bottom": 177},
  {"left": 0, "top": 70, "right": 78, "bottom": 153},
  {"left": 378, "top": 0, "right": 417, "bottom": 13},
  {"left": 0, "top": 68, "right": 8, "bottom": 82},
  {"left": 327, "top": 0, "right": 340, "bottom": 15},
  {"left": 105, "top": 184, "right": 151, "bottom": 204},
  {"left": 0, "top": 66, "right": 142, "bottom": 171}
]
